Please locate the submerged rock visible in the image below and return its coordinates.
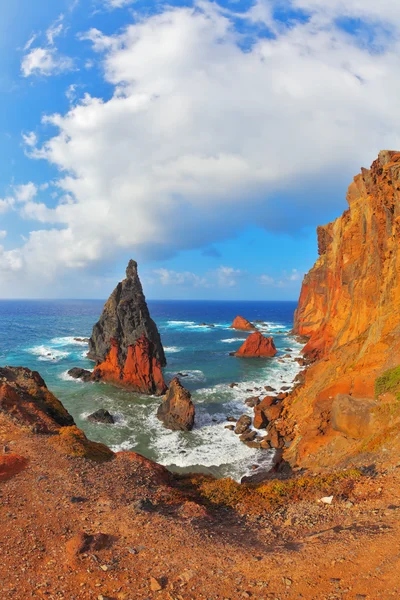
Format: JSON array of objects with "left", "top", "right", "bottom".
[
  {"left": 87, "top": 409, "right": 115, "bottom": 425},
  {"left": 157, "top": 378, "right": 195, "bottom": 431},
  {"left": 88, "top": 260, "right": 167, "bottom": 395},
  {"left": 230, "top": 316, "right": 255, "bottom": 331},
  {"left": 234, "top": 332, "right": 277, "bottom": 358}
]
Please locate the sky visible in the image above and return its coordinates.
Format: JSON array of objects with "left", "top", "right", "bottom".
[{"left": 0, "top": 0, "right": 399, "bottom": 300}]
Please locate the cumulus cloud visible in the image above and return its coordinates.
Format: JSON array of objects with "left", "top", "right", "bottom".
[
  {"left": 5, "top": 0, "right": 400, "bottom": 291},
  {"left": 21, "top": 47, "right": 74, "bottom": 77},
  {"left": 0, "top": 231, "right": 7, "bottom": 240}
]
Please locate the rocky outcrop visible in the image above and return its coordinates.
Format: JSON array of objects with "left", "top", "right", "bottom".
[
  {"left": 0, "top": 367, "right": 74, "bottom": 434},
  {"left": 230, "top": 316, "right": 255, "bottom": 331},
  {"left": 234, "top": 332, "right": 277, "bottom": 357},
  {"left": 89, "top": 260, "right": 167, "bottom": 395},
  {"left": 157, "top": 378, "right": 195, "bottom": 431},
  {"left": 280, "top": 151, "right": 400, "bottom": 468},
  {"left": 0, "top": 366, "right": 113, "bottom": 462}
]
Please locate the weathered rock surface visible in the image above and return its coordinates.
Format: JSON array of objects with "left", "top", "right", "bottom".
[
  {"left": 281, "top": 152, "right": 400, "bottom": 468},
  {"left": 234, "top": 332, "right": 277, "bottom": 358},
  {"left": 157, "top": 378, "right": 195, "bottom": 431},
  {"left": 89, "top": 260, "right": 167, "bottom": 395},
  {"left": 230, "top": 316, "right": 255, "bottom": 331},
  {"left": 331, "top": 394, "right": 378, "bottom": 439}
]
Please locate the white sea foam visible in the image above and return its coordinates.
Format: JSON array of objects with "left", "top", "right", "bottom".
[
  {"left": 167, "top": 320, "right": 196, "bottom": 326},
  {"left": 164, "top": 346, "right": 183, "bottom": 353},
  {"left": 28, "top": 345, "right": 70, "bottom": 362},
  {"left": 110, "top": 438, "right": 137, "bottom": 453},
  {"left": 59, "top": 370, "right": 83, "bottom": 383},
  {"left": 220, "top": 338, "right": 243, "bottom": 343}
]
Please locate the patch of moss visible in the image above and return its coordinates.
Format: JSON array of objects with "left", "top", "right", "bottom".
[
  {"left": 375, "top": 366, "right": 400, "bottom": 400},
  {"left": 50, "top": 426, "right": 114, "bottom": 462}
]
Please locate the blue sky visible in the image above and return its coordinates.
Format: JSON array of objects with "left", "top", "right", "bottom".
[{"left": 0, "top": 0, "right": 399, "bottom": 299}]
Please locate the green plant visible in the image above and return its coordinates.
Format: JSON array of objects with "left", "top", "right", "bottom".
[{"left": 375, "top": 366, "right": 400, "bottom": 400}]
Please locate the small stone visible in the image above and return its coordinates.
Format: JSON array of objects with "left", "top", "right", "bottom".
[
  {"left": 100, "top": 565, "right": 108, "bottom": 571},
  {"left": 150, "top": 577, "right": 163, "bottom": 592}
]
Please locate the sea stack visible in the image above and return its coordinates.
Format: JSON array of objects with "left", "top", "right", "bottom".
[
  {"left": 157, "top": 377, "right": 195, "bottom": 431},
  {"left": 234, "top": 332, "right": 277, "bottom": 357},
  {"left": 89, "top": 260, "right": 167, "bottom": 395},
  {"left": 230, "top": 316, "right": 255, "bottom": 331}
]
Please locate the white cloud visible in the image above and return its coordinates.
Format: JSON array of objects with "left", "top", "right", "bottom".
[
  {"left": 21, "top": 14, "right": 73, "bottom": 78},
  {"left": 154, "top": 268, "right": 208, "bottom": 287},
  {"left": 0, "top": 231, "right": 7, "bottom": 240},
  {"left": 13, "top": 183, "right": 38, "bottom": 204},
  {"left": 104, "top": 0, "right": 137, "bottom": 8},
  {"left": 259, "top": 274, "right": 275, "bottom": 286},
  {"left": 216, "top": 266, "right": 243, "bottom": 287},
  {"left": 46, "top": 15, "right": 65, "bottom": 46},
  {"left": 21, "top": 47, "right": 74, "bottom": 77},
  {"left": 22, "top": 132, "right": 38, "bottom": 148},
  {"left": 5, "top": 1, "right": 400, "bottom": 291},
  {"left": 24, "top": 34, "right": 39, "bottom": 52}
]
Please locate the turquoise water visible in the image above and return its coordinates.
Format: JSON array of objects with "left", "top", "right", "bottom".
[{"left": 0, "top": 300, "right": 302, "bottom": 480}]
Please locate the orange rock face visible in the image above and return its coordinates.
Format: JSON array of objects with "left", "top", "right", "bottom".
[
  {"left": 230, "top": 316, "right": 255, "bottom": 331},
  {"left": 234, "top": 332, "right": 277, "bottom": 357},
  {"left": 283, "top": 151, "right": 400, "bottom": 468},
  {"left": 92, "top": 336, "right": 167, "bottom": 395}
]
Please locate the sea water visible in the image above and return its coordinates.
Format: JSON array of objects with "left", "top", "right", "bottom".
[{"left": 0, "top": 299, "right": 302, "bottom": 481}]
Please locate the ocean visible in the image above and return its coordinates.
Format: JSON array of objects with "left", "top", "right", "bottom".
[{"left": 0, "top": 299, "right": 302, "bottom": 481}]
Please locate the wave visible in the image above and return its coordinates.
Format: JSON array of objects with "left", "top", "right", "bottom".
[
  {"left": 59, "top": 370, "right": 83, "bottom": 382},
  {"left": 220, "top": 338, "right": 243, "bottom": 343},
  {"left": 164, "top": 346, "right": 183, "bottom": 353},
  {"left": 28, "top": 345, "right": 70, "bottom": 362},
  {"left": 166, "top": 320, "right": 196, "bottom": 326}
]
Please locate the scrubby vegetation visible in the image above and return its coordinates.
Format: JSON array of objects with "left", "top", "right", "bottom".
[
  {"left": 50, "top": 426, "right": 115, "bottom": 462},
  {"left": 375, "top": 366, "right": 400, "bottom": 400},
  {"left": 180, "top": 469, "right": 363, "bottom": 514}
]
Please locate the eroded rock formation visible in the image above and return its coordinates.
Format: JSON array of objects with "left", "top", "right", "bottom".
[
  {"left": 89, "top": 260, "right": 167, "bottom": 395},
  {"left": 230, "top": 316, "right": 255, "bottom": 331},
  {"left": 277, "top": 151, "right": 400, "bottom": 468},
  {"left": 157, "top": 377, "right": 195, "bottom": 431},
  {"left": 234, "top": 332, "right": 277, "bottom": 357}
]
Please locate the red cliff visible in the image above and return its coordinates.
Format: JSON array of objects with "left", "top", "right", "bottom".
[
  {"left": 89, "top": 260, "right": 167, "bottom": 395},
  {"left": 234, "top": 332, "right": 277, "bottom": 357},
  {"left": 282, "top": 151, "right": 400, "bottom": 468}
]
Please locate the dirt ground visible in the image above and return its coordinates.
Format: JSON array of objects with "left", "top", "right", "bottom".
[{"left": 1, "top": 416, "right": 400, "bottom": 600}]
